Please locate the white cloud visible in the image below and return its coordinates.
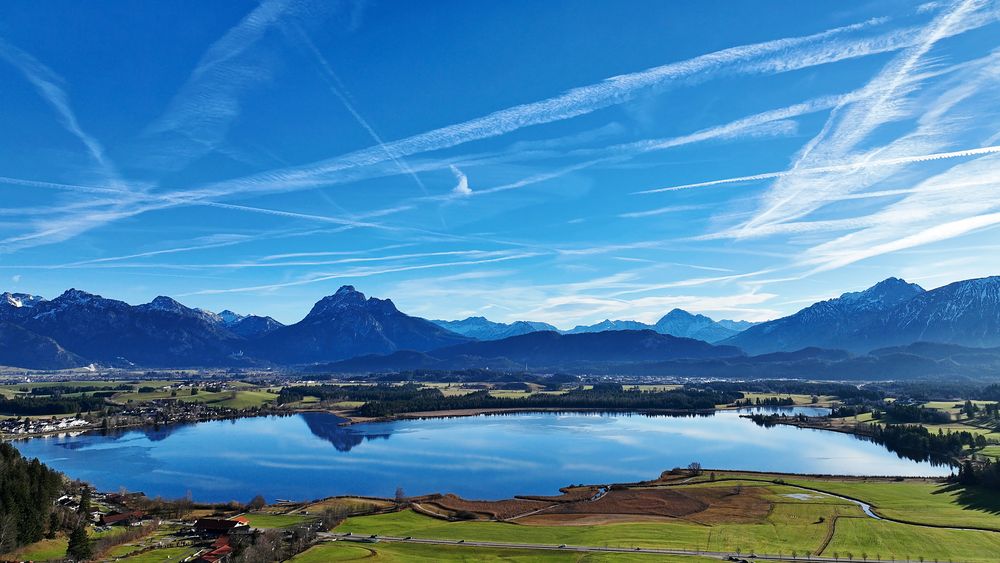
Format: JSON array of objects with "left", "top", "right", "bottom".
[{"left": 450, "top": 165, "right": 472, "bottom": 196}]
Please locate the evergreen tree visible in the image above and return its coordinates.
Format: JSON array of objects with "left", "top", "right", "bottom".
[
  {"left": 66, "top": 525, "right": 92, "bottom": 561},
  {"left": 78, "top": 487, "right": 92, "bottom": 515},
  {"left": 46, "top": 512, "right": 59, "bottom": 539}
]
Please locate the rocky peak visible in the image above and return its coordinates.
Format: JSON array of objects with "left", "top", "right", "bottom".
[
  {"left": 145, "top": 296, "right": 187, "bottom": 313},
  {"left": 54, "top": 288, "right": 101, "bottom": 305},
  {"left": 841, "top": 277, "right": 924, "bottom": 308},
  {"left": 218, "top": 310, "right": 245, "bottom": 325},
  {"left": 2, "top": 292, "right": 44, "bottom": 308},
  {"left": 305, "top": 285, "right": 398, "bottom": 319},
  {"left": 661, "top": 308, "right": 696, "bottom": 320}
]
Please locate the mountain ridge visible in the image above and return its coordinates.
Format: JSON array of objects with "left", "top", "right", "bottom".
[
  {"left": 722, "top": 276, "right": 1000, "bottom": 354},
  {"left": 2, "top": 276, "right": 1000, "bottom": 371}
]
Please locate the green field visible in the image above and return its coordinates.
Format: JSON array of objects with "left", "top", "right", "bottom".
[
  {"left": 337, "top": 505, "right": 843, "bottom": 555},
  {"left": 290, "top": 541, "right": 717, "bottom": 562},
  {"left": 824, "top": 517, "right": 1000, "bottom": 562},
  {"left": 112, "top": 388, "right": 278, "bottom": 409},
  {"left": 7, "top": 536, "right": 67, "bottom": 561},
  {"left": 119, "top": 545, "right": 199, "bottom": 562},
  {"left": 242, "top": 512, "right": 315, "bottom": 529},
  {"left": 730, "top": 392, "right": 836, "bottom": 406},
  {"left": 778, "top": 477, "right": 1000, "bottom": 530},
  {"left": 335, "top": 476, "right": 1000, "bottom": 562}
]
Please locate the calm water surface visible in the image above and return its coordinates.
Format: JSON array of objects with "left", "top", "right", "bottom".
[{"left": 14, "top": 408, "right": 950, "bottom": 502}]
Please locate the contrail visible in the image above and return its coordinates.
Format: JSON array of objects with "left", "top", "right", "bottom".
[
  {"left": 635, "top": 145, "right": 1000, "bottom": 194},
  {"left": 289, "top": 23, "right": 432, "bottom": 197},
  {"left": 0, "top": 37, "right": 125, "bottom": 189},
  {"left": 212, "top": 16, "right": 921, "bottom": 195}
]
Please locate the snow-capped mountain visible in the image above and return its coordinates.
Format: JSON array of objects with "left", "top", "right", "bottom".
[
  {"left": 212, "top": 308, "right": 283, "bottom": 338},
  {"left": 217, "top": 310, "right": 245, "bottom": 326},
  {"left": 2, "top": 277, "right": 999, "bottom": 370},
  {"left": 0, "top": 292, "right": 46, "bottom": 321},
  {"left": 252, "top": 285, "right": 470, "bottom": 363},
  {"left": 565, "top": 319, "right": 651, "bottom": 334},
  {"left": 654, "top": 309, "right": 741, "bottom": 343},
  {"left": 563, "top": 309, "right": 752, "bottom": 343},
  {"left": 228, "top": 315, "right": 284, "bottom": 338},
  {"left": 723, "top": 277, "right": 929, "bottom": 353},
  {"left": 432, "top": 317, "right": 558, "bottom": 340},
  {"left": 872, "top": 276, "right": 1000, "bottom": 349},
  {"left": 19, "top": 289, "right": 243, "bottom": 367}
]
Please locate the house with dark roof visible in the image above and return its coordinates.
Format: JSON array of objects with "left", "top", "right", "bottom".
[
  {"left": 193, "top": 517, "right": 249, "bottom": 535},
  {"left": 100, "top": 510, "right": 145, "bottom": 526}
]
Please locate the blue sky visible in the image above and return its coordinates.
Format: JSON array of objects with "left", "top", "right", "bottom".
[{"left": 1, "top": 0, "right": 999, "bottom": 328}]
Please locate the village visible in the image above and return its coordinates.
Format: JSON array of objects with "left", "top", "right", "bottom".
[
  {"left": 36, "top": 484, "right": 391, "bottom": 563},
  {"left": 0, "top": 380, "right": 287, "bottom": 440}
]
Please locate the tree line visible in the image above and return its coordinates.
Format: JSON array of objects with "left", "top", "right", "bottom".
[
  {"left": 871, "top": 403, "right": 953, "bottom": 424},
  {"left": 0, "top": 394, "right": 108, "bottom": 416},
  {"left": 26, "top": 384, "right": 132, "bottom": 396},
  {"left": 732, "top": 396, "right": 795, "bottom": 407},
  {"left": 280, "top": 383, "right": 742, "bottom": 417}
]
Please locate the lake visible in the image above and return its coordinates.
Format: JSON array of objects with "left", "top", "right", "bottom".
[{"left": 13, "top": 408, "right": 951, "bottom": 502}]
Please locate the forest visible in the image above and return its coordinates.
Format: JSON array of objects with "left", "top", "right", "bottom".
[{"left": 0, "top": 443, "right": 64, "bottom": 553}]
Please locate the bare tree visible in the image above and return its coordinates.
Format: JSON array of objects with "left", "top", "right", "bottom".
[
  {"left": 248, "top": 495, "right": 266, "bottom": 511},
  {"left": 0, "top": 514, "right": 18, "bottom": 555}
]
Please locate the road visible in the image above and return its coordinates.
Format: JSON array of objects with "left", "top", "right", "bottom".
[{"left": 323, "top": 532, "right": 913, "bottom": 562}]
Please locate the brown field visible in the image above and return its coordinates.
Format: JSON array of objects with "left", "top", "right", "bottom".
[
  {"left": 515, "top": 486, "right": 603, "bottom": 503},
  {"left": 422, "top": 494, "right": 550, "bottom": 520},
  {"left": 411, "top": 483, "right": 772, "bottom": 526},
  {"left": 299, "top": 496, "right": 394, "bottom": 515},
  {"left": 538, "top": 485, "right": 770, "bottom": 525}
]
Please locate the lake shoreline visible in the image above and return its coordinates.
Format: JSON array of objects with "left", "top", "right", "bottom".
[
  {"left": 330, "top": 405, "right": 725, "bottom": 426},
  {"left": 14, "top": 408, "right": 948, "bottom": 504}
]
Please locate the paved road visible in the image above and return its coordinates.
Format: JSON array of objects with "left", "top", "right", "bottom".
[{"left": 325, "top": 532, "right": 912, "bottom": 562}]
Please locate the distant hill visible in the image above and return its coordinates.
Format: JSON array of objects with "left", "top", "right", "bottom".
[
  {"left": 0, "top": 321, "right": 85, "bottom": 370},
  {"left": 317, "top": 329, "right": 743, "bottom": 373},
  {"left": 431, "top": 317, "right": 558, "bottom": 340}
]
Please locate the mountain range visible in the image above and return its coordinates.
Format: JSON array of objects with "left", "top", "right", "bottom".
[
  {"left": 431, "top": 317, "right": 559, "bottom": 340},
  {"left": 0, "top": 275, "right": 999, "bottom": 376},
  {"left": 434, "top": 308, "right": 751, "bottom": 343},
  {"left": 722, "top": 276, "right": 1000, "bottom": 354}
]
